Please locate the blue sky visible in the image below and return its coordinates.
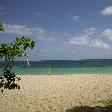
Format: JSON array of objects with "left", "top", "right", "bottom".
[{"left": 0, "top": 0, "right": 112, "bottom": 60}]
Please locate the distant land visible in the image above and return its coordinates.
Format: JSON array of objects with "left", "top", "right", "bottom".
[{"left": 1, "top": 59, "right": 112, "bottom": 68}]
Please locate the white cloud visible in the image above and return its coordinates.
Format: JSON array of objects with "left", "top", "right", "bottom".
[
  {"left": 102, "top": 29, "right": 112, "bottom": 40},
  {"left": 84, "top": 27, "right": 97, "bottom": 35},
  {"left": 36, "top": 27, "right": 46, "bottom": 37},
  {"left": 72, "top": 16, "right": 80, "bottom": 22},
  {"left": 101, "top": 6, "right": 112, "bottom": 16},
  {"left": 4, "top": 24, "right": 46, "bottom": 38},
  {"left": 89, "top": 39, "right": 110, "bottom": 50},
  {"left": 68, "top": 35, "right": 89, "bottom": 46},
  {"left": 3, "top": 24, "right": 64, "bottom": 43},
  {"left": 65, "top": 27, "right": 111, "bottom": 51}
]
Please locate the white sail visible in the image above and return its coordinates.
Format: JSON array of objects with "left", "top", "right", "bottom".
[{"left": 26, "top": 56, "right": 30, "bottom": 66}]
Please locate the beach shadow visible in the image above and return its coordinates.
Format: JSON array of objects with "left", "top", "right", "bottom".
[{"left": 66, "top": 105, "right": 112, "bottom": 112}]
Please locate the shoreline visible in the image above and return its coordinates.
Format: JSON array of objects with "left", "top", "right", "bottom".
[
  {"left": 0, "top": 74, "right": 112, "bottom": 112},
  {"left": 16, "top": 73, "right": 112, "bottom": 76}
]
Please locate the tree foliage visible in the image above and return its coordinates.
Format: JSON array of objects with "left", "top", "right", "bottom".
[
  {"left": 0, "top": 23, "right": 35, "bottom": 93},
  {"left": 0, "top": 22, "right": 4, "bottom": 32}
]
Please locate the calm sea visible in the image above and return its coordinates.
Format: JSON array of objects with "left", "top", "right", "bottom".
[{"left": 0, "top": 59, "right": 112, "bottom": 75}]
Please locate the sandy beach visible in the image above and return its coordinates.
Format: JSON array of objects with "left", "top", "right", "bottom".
[{"left": 0, "top": 74, "right": 112, "bottom": 112}]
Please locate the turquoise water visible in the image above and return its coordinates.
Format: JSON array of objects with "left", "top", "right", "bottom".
[
  {"left": 0, "top": 60, "right": 112, "bottom": 75},
  {"left": 10, "top": 66, "right": 112, "bottom": 75}
]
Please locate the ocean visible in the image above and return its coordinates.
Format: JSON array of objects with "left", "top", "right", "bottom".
[{"left": 0, "top": 59, "right": 112, "bottom": 75}]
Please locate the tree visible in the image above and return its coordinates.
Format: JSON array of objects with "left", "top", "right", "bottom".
[
  {"left": 0, "top": 23, "right": 4, "bottom": 32},
  {"left": 0, "top": 23, "right": 35, "bottom": 93}
]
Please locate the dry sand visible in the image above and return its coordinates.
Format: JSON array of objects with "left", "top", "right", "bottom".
[{"left": 0, "top": 74, "right": 112, "bottom": 112}]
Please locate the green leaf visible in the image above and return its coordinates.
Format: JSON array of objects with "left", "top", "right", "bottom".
[
  {"left": 0, "top": 28, "right": 36, "bottom": 93},
  {"left": 0, "top": 23, "right": 4, "bottom": 32}
]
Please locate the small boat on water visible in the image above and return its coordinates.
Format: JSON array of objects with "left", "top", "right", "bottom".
[{"left": 26, "top": 55, "right": 30, "bottom": 66}]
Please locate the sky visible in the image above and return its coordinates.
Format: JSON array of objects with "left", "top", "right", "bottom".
[{"left": 0, "top": 0, "right": 112, "bottom": 61}]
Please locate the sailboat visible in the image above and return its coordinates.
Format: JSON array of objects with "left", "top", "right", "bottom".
[{"left": 26, "top": 55, "right": 30, "bottom": 66}]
